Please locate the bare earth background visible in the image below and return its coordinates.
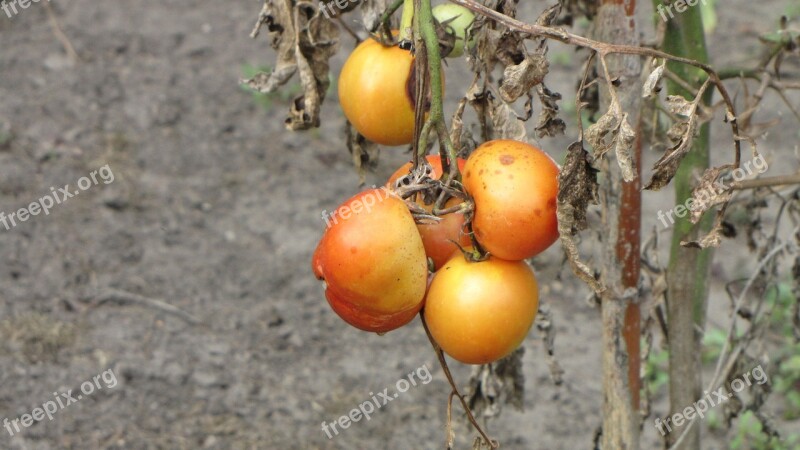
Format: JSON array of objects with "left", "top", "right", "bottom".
[{"left": 0, "top": 1, "right": 798, "bottom": 449}]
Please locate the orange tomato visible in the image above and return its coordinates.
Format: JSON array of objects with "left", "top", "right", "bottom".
[
  {"left": 312, "top": 188, "right": 428, "bottom": 332},
  {"left": 424, "top": 252, "right": 539, "bottom": 364},
  {"left": 338, "top": 38, "right": 416, "bottom": 146},
  {"left": 387, "top": 155, "right": 470, "bottom": 270},
  {"left": 463, "top": 139, "right": 559, "bottom": 260}
]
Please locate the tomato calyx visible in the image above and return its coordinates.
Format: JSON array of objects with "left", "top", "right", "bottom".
[{"left": 389, "top": 160, "right": 473, "bottom": 229}]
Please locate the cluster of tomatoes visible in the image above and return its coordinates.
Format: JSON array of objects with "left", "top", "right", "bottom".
[
  {"left": 313, "top": 139, "right": 559, "bottom": 364},
  {"left": 313, "top": 7, "right": 560, "bottom": 365}
]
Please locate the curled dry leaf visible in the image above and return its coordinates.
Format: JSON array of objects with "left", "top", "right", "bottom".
[
  {"left": 682, "top": 220, "right": 725, "bottom": 249},
  {"left": 345, "top": 121, "right": 380, "bottom": 185},
  {"left": 686, "top": 166, "right": 734, "bottom": 224},
  {"left": 644, "top": 95, "right": 702, "bottom": 190},
  {"left": 535, "top": 84, "right": 566, "bottom": 138},
  {"left": 557, "top": 141, "right": 604, "bottom": 294},
  {"left": 466, "top": 347, "right": 525, "bottom": 419},
  {"left": 615, "top": 115, "right": 637, "bottom": 182},
  {"left": 642, "top": 60, "right": 665, "bottom": 98},
  {"left": 449, "top": 97, "right": 477, "bottom": 157},
  {"left": 499, "top": 54, "right": 549, "bottom": 103},
  {"left": 535, "top": 303, "right": 564, "bottom": 385},
  {"left": 246, "top": 0, "right": 340, "bottom": 130},
  {"left": 467, "top": 83, "right": 528, "bottom": 143},
  {"left": 585, "top": 102, "right": 621, "bottom": 160}
]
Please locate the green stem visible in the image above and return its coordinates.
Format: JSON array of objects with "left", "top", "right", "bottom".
[
  {"left": 654, "top": 3, "right": 714, "bottom": 449},
  {"left": 399, "top": 0, "right": 414, "bottom": 41},
  {"left": 415, "top": 0, "right": 459, "bottom": 182},
  {"left": 373, "top": 0, "right": 405, "bottom": 40}
]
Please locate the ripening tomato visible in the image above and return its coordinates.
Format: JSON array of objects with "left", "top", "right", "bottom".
[
  {"left": 312, "top": 188, "right": 428, "bottom": 332},
  {"left": 387, "top": 155, "right": 470, "bottom": 270},
  {"left": 424, "top": 252, "right": 539, "bottom": 364},
  {"left": 463, "top": 139, "right": 559, "bottom": 260},
  {"left": 338, "top": 38, "right": 416, "bottom": 146}
]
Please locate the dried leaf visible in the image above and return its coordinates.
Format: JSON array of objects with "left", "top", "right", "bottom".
[
  {"left": 467, "top": 86, "right": 528, "bottom": 142},
  {"left": 558, "top": 141, "right": 598, "bottom": 233},
  {"left": 246, "top": 1, "right": 340, "bottom": 130},
  {"left": 536, "top": 2, "right": 562, "bottom": 27},
  {"left": 666, "top": 94, "right": 695, "bottom": 117},
  {"left": 557, "top": 141, "right": 604, "bottom": 294},
  {"left": 644, "top": 101, "right": 699, "bottom": 190},
  {"left": 615, "top": 115, "right": 637, "bottom": 182},
  {"left": 467, "top": 348, "right": 525, "bottom": 419},
  {"left": 686, "top": 166, "right": 734, "bottom": 224},
  {"left": 499, "top": 54, "right": 549, "bottom": 103},
  {"left": 681, "top": 220, "right": 724, "bottom": 249},
  {"left": 642, "top": 61, "right": 665, "bottom": 98},
  {"left": 585, "top": 102, "right": 621, "bottom": 160},
  {"left": 346, "top": 121, "right": 379, "bottom": 185},
  {"left": 535, "top": 303, "right": 564, "bottom": 385},
  {"left": 535, "top": 84, "right": 566, "bottom": 137}
]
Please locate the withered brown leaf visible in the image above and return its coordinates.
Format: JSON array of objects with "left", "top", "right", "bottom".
[
  {"left": 499, "top": 54, "right": 549, "bottom": 103},
  {"left": 246, "top": 1, "right": 340, "bottom": 130},
  {"left": 345, "top": 120, "right": 380, "bottom": 185}
]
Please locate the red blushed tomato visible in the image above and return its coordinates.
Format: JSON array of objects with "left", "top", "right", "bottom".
[
  {"left": 312, "top": 188, "right": 428, "bottom": 332},
  {"left": 338, "top": 38, "right": 416, "bottom": 146},
  {"left": 463, "top": 139, "right": 559, "bottom": 260},
  {"left": 423, "top": 252, "right": 539, "bottom": 364},
  {"left": 324, "top": 290, "right": 422, "bottom": 333},
  {"left": 387, "top": 155, "right": 470, "bottom": 270}
]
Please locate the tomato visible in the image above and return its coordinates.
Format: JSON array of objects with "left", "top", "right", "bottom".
[
  {"left": 424, "top": 252, "right": 539, "bottom": 364},
  {"left": 432, "top": 4, "right": 476, "bottom": 58},
  {"left": 463, "top": 139, "right": 559, "bottom": 260},
  {"left": 312, "top": 188, "right": 428, "bottom": 332},
  {"left": 338, "top": 38, "right": 416, "bottom": 146},
  {"left": 387, "top": 155, "right": 470, "bottom": 270}
]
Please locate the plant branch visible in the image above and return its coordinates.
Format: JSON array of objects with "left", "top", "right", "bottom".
[
  {"left": 730, "top": 174, "right": 800, "bottom": 191},
  {"left": 420, "top": 312, "right": 498, "bottom": 449},
  {"left": 447, "top": 0, "right": 742, "bottom": 168}
]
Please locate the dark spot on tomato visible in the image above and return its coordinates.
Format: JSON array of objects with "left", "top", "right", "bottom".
[
  {"left": 534, "top": 209, "right": 542, "bottom": 217},
  {"left": 500, "top": 155, "right": 515, "bottom": 165},
  {"left": 479, "top": 169, "right": 485, "bottom": 175},
  {"left": 465, "top": 170, "right": 471, "bottom": 178},
  {"left": 350, "top": 247, "right": 358, "bottom": 254}
]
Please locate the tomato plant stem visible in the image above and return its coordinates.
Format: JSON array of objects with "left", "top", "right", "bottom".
[
  {"left": 413, "top": 0, "right": 461, "bottom": 213},
  {"left": 420, "top": 312, "right": 498, "bottom": 448},
  {"left": 374, "top": 0, "right": 405, "bottom": 42},
  {"left": 399, "top": 0, "right": 414, "bottom": 42}
]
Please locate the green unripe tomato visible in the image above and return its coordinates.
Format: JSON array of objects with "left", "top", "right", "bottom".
[{"left": 432, "top": 4, "right": 475, "bottom": 58}]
